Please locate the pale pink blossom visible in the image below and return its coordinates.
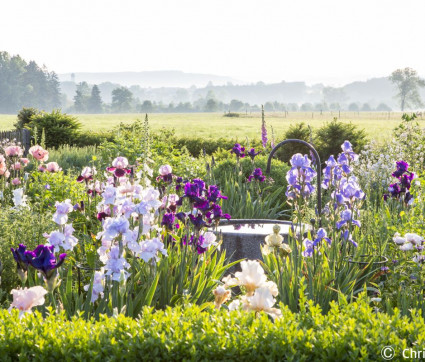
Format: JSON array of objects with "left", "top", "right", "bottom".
[
  {"left": 29, "top": 145, "right": 49, "bottom": 162},
  {"left": 159, "top": 164, "right": 172, "bottom": 176},
  {"left": 112, "top": 157, "right": 129, "bottom": 169},
  {"left": 5, "top": 146, "right": 23, "bottom": 157},
  {"left": 8, "top": 286, "right": 48, "bottom": 317},
  {"left": 11, "top": 177, "right": 21, "bottom": 185},
  {"left": 12, "top": 162, "right": 22, "bottom": 170},
  {"left": 46, "top": 162, "right": 60, "bottom": 173},
  {"left": 20, "top": 158, "right": 30, "bottom": 165}
]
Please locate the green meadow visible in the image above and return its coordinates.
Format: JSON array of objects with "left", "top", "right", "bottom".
[{"left": 0, "top": 111, "right": 414, "bottom": 141}]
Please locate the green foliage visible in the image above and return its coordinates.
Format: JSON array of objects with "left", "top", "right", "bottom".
[
  {"left": 26, "top": 171, "right": 86, "bottom": 211},
  {"left": 173, "top": 137, "right": 260, "bottom": 158},
  {"left": 0, "top": 208, "right": 56, "bottom": 298},
  {"left": 1, "top": 299, "right": 425, "bottom": 360},
  {"left": 275, "top": 122, "right": 313, "bottom": 162},
  {"left": 14, "top": 107, "right": 40, "bottom": 129},
  {"left": 26, "top": 110, "right": 82, "bottom": 149},
  {"left": 315, "top": 118, "right": 367, "bottom": 161},
  {"left": 210, "top": 156, "right": 290, "bottom": 219}
]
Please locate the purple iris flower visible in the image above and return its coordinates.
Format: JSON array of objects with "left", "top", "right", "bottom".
[
  {"left": 231, "top": 143, "right": 245, "bottom": 158},
  {"left": 341, "top": 230, "right": 358, "bottom": 247},
  {"left": 189, "top": 214, "right": 207, "bottom": 230},
  {"left": 340, "top": 177, "right": 365, "bottom": 201},
  {"left": 340, "top": 140, "right": 359, "bottom": 162},
  {"left": 206, "top": 204, "right": 231, "bottom": 222},
  {"left": 182, "top": 180, "right": 204, "bottom": 203},
  {"left": 400, "top": 172, "right": 414, "bottom": 190},
  {"left": 302, "top": 238, "right": 315, "bottom": 257},
  {"left": 392, "top": 160, "right": 409, "bottom": 178},
  {"left": 207, "top": 185, "right": 228, "bottom": 203},
  {"left": 247, "top": 148, "right": 261, "bottom": 160},
  {"left": 313, "top": 228, "right": 331, "bottom": 246},
  {"left": 388, "top": 183, "right": 401, "bottom": 197},
  {"left": 248, "top": 168, "right": 265, "bottom": 182},
  {"left": 25, "top": 245, "right": 66, "bottom": 280},
  {"left": 11, "top": 244, "right": 32, "bottom": 271},
  {"left": 176, "top": 212, "right": 188, "bottom": 224},
  {"left": 336, "top": 208, "right": 361, "bottom": 229},
  {"left": 161, "top": 213, "right": 175, "bottom": 230}
]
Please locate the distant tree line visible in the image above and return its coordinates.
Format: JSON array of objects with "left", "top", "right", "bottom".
[
  {"left": 0, "top": 51, "right": 61, "bottom": 113},
  {"left": 69, "top": 85, "right": 394, "bottom": 114}
]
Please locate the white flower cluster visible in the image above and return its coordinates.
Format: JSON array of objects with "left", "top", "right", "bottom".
[
  {"left": 45, "top": 199, "right": 78, "bottom": 252},
  {"left": 214, "top": 260, "right": 281, "bottom": 319},
  {"left": 88, "top": 158, "right": 167, "bottom": 303}
]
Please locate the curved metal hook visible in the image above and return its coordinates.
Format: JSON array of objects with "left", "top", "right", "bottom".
[{"left": 266, "top": 139, "right": 322, "bottom": 221}]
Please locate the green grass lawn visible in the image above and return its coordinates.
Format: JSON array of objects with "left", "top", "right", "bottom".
[{"left": 0, "top": 111, "right": 414, "bottom": 141}]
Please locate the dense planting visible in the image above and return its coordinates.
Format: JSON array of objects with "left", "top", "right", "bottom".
[{"left": 1, "top": 111, "right": 425, "bottom": 359}]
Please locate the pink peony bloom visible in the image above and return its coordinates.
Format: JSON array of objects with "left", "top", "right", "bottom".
[
  {"left": 11, "top": 177, "right": 21, "bottom": 185},
  {"left": 0, "top": 163, "right": 7, "bottom": 175},
  {"left": 4, "top": 146, "right": 23, "bottom": 157},
  {"left": 38, "top": 165, "right": 46, "bottom": 172},
  {"left": 12, "top": 162, "right": 22, "bottom": 170},
  {"left": 29, "top": 145, "right": 49, "bottom": 162},
  {"left": 8, "top": 286, "right": 48, "bottom": 317},
  {"left": 46, "top": 162, "right": 60, "bottom": 173},
  {"left": 159, "top": 164, "right": 172, "bottom": 176},
  {"left": 20, "top": 158, "right": 30, "bottom": 166}
]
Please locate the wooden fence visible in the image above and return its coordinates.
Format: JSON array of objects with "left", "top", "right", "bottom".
[{"left": 0, "top": 129, "right": 31, "bottom": 154}]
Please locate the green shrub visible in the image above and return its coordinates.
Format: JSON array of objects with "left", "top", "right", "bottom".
[
  {"left": 315, "top": 118, "right": 367, "bottom": 161},
  {"left": 274, "top": 122, "right": 314, "bottom": 163},
  {"left": 0, "top": 300, "right": 424, "bottom": 360},
  {"left": 73, "top": 131, "right": 114, "bottom": 147},
  {"left": 223, "top": 112, "right": 240, "bottom": 117},
  {"left": 14, "top": 107, "right": 40, "bottom": 130},
  {"left": 26, "top": 110, "right": 82, "bottom": 149},
  {"left": 173, "top": 137, "right": 261, "bottom": 158}
]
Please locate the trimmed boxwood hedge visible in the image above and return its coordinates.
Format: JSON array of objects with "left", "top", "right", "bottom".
[{"left": 1, "top": 299, "right": 424, "bottom": 361}]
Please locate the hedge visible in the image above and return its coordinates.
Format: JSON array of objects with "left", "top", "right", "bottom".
[{"left": 1, "top": 299, "right": 424, "bottom": 361}]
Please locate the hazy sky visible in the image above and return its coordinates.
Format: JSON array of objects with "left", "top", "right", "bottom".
[{"left": 2, "top": 0, "right": 425, "bottom": 86}]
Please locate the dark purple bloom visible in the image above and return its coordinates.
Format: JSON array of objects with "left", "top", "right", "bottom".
[
  {"left": 182, "top": 180, "right": 205, "bottom": 203},
  {"left": 207, "top": 204, "right": 231, "bottom": 222},
  {"left": 392, "top": 160, "right": 409, "bottom": 178},
  {"left": 107, "top": 166, "right": 131, "bottom": 178},
  {"left": 248, "top": 168, "right": 265, "bottom": 182},
  {"left": 207, "top": 185, "right": 228, "bottom": 203},
  {"left": 176, "top": 212, "right": 188, "bottom": 224},
  {"left": 11, "top": 244, "right": 32, "bottom": 271},
  {"left": 388, "top": 183, "right": 401, "bottom": 197},
  {"left": 161, "top": 213, "right": 175, "bottom": 230},
  {"left": 231, "top": 143, "right": 245, "bottom": 158},
  {"left": 97, "top": 212, "right": 108, "bottom": 221},
  {"left": 189, "top": 214, "right": 207, "bottom": 230},
  {"left": 25, "top": 245, "right": 66, "bottom": 280},
  {"left": 247, "top": 148, "right": 261, "bottom": 160}
]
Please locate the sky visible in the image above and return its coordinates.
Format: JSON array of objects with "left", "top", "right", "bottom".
[{"left": 2, "top": 0, "right": 425, "bottom": 86}]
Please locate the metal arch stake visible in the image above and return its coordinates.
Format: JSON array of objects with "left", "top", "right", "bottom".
[{"left": 266, "top": 139, "right": 322, "bottom": 224}]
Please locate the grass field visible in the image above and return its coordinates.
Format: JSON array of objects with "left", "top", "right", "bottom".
[{"left": 0, "top": 111, "right": 417, "bottom": 141}]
